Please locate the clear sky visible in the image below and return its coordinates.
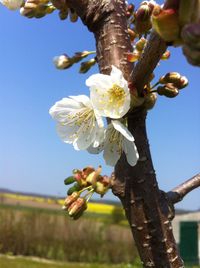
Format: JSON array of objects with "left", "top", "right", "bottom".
[{"left": 0, "top": 1, "right": 199, "bottom": 210}]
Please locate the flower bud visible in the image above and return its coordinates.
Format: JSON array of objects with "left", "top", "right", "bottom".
[
  {"left": 73, "top": 51, "right": 95, "bottom": 63},
  {"left": 178, "top": 0, "right": 196, "bottom": 27},
  {"left": 94, "top": 181, "right": 109, "bottom": 196},
  {"left": 157, "top": 84, "right": 179, "bottom": 98},
  {"left": 135, "top": 37, "right": 147, "bottom": 51},
  {"left": 86, "top": 166, "right": 102, "bottom": 186},
  {"left": 53, "top": 54, "right": 73, "bottom": 69},
  {"left": 79, "top": 58, "right": 96, "bottom": 73},
  {"left": 127, "top": 3, "right": 134, "bottom": 13},
  {"left": 64, "top": 191, "right": 79, "bottom": 208},
  {"left": 161, "top": 50, "right": 170, "bottom": 60},
  {"left": 182, "top": 44, "right": 200, "bottom": 66},
  {"left": 59, "top": 8, "right": 68, "bottom": 20},
  {"left": 128, "top": 28, "right": 137, "bottom": 42},
  {"left": 135, "top": 2, "right": 153, "bottom": 34},
  {"left": 69, "top": 8, "right": 78, "bottom": 22},
  {"left": 68, "top": 197, "right": 87, "bottom": 216},
  {"left": 173, "top": 76, "right": 189, "bottom": 89},
  {"left": 127, "top": 51, "right": 141, "bottom": 63},
  {"left": 152, "top": 6, "right": 180, "bottom": 43},
  {"left": 159, "top": 72, "right": 181, "bottom": 84},
  {"left": 144, "top": 93, "right": 157, "bottom": 110}
]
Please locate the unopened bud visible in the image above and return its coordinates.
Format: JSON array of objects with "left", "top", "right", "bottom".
[
  {"left": 127, "top": 3, "right": 134, "bottom": 13},
  {"left": 173, "top": 76, "right": 189, "bottom": 89},
  {"left": 135, "top": 2, "right": 153, "bottom": 34},
  {"left": 127, "top": 51, "right": 141, "bottom": 63},
  {"left": 94, "top": 181, "right": 109, "bottom": 196},
  {"left": 144, "top": 93, "right": 157, "bottom": 110},
  {"left": 135, "top": 37, "right": 147, "bottom": 51},
  {"left": 152, "top": 6, "right": 180, "bottom": 43},
  {"left": 1, "top": 0, "right": 24, "bottom": 10},
  {"left": 161, "top": 50, "right": 170, "bottom": 60},
  {"left": 128, "top": 28, "right": 137, "bottom": 42},
  {"left": 79, "top": 58, "right": 96, "bottom": 73},
  {"left": 68, "top": 197, "right": 86, "bottom": 216},
  {"left": 86, "top": 166, "right": 102, "bottom": 186},
  {"left": 64, "top": 191, "right": 79, "bottom": 208},
  {"left": 59, "top": 8, "right": 68, "bottom": 20},
  {"left": 159, "top": 72, "right": 181, "bottom": 84},
  {"left": 69, "top": 8, "right": 78, "bottom": 22},
  {"left": 157, "top": 84, "right": 179, "bottom": 98},
  {"left": 53, "top": 54, "right": 73, "bottom": 69}
]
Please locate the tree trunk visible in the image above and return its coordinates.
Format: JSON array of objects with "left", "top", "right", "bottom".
[{"left": 67, "top": 0, "right": 184, "bottom": 267}]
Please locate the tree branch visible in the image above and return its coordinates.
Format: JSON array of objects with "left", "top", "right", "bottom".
[
  {"left": 167, "top": 173, "right": 200, "bottom": 204},
  {"left": 130, "top": 32, "right": 167, "bottom": 96}
]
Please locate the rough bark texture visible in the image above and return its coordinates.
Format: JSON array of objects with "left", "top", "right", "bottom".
[{"left": 66, "top": 0, "right": 195, "bottom": 267}]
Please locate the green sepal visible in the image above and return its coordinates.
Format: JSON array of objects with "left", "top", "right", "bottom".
[
  {"left": 67, "top": 183, "right": 81, "bottom": 195},
  {"left": 64, "top": 176, "right": 76, "bottom": 185}
]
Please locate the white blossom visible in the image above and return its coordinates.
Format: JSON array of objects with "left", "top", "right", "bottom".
[
  {"left": 86, "top": 65, "right": 130, "bottom": 119},
  {"left": 0, "top": 0, "right": 23, "bottom": 10},
  {"left": 49, "top": 95, "right": 104, "bottom": 150},
  {"left": 88, "top": 120, "right": 139, "bottom": 167}
]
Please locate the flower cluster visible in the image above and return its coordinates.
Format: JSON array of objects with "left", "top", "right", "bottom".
[
  {"left": 49, "top": 66, "right": 139, "bottom": 167},
  {"left": 62, "top": 166, "right": 112, "bottom": 219}
]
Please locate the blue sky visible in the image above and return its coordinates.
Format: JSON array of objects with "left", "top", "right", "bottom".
[{"left": 0, "top": 2, "right": 199, "bottom": 210}]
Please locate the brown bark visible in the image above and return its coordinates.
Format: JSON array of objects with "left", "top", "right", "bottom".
[{"left": 66, "top": 0, "right": 194, "bottom": 267}]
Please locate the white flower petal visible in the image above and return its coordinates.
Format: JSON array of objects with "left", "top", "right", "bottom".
[
  {"left": 111, "top": 120, "right": 134, "bottom": 141},
  {"left": 87, "top": 66, "right": 130, "bottom": 119},
  {"left": 103, "top": 141, "right": 121, "bottom": 166},
  {"left": 56, "top": 124, "right": 77, "bottom": 143},
  {"left": 1, "top": 0, "right": 23, "bottom": 10},
  {"left": 87, "top": 127, "right": 105, "bottom": 154},
  {"left": 69, "top": 95, "right": 92, "bottom": 108},
  {"left": 122, "top": 138, "right": 139, "bottom": 166}
]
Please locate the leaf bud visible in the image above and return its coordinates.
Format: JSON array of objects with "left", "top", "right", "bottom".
[
  {"left": 152, "top": 6, "right": 180, "bottom": 43},
  {"left": 68, "top": 197, "right": 87, "bottom": 216},
  {"left": 157, "top": 84, "right": 179, "bottom": 98},
  {"left": 127, "top": 51, "right": 141, "bottom": 63},
  {"left": 135, "top": 37, "right": 147, "bottom": 51},
  {"left": 53, "top": 54, "right": 73, "bottom": 69},
  {"left": 144, "top": 93, "right": 157, "bottom": 110},
  {"left": 79, "top": 58, "right": 96, "bottom": 73},
  {"left": 64, "top": 191, "right": 79, "bottom": 208},
  {"left": 159, "top": 72, "right": 181, "bottom": 84}
]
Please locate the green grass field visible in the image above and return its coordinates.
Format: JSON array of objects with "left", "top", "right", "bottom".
[{"left": 0, "top": 255, "right": 136, "bottom": 268}]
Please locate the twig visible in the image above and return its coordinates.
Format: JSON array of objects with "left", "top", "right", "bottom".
[
  {"left": 130, "top": 31, "right": 167, "bottom": 96},
  {"left": 167, "top": 173, "right": 200, "bottom": 204}
]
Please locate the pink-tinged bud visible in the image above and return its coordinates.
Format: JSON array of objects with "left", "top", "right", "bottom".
[
  {"left": 159, "top": 72, "right": 181, "bottom": 84},
  {"left": 64, "top": 192, "right": 79, "bottom": 208},
  {"left": 53, "top": 54, "right": 72, "bottom": 69},
  {"left": 79, "top": 58, "right": 96, "bottom": 73},
  {"left": 135, "top": 37, "right": 147, "bottom": 51},
  {"left": 144, "top": 93, "right": 157, "bottom": 110},
  {"left": 157, "top": 84, "right": 179, "bottom": 98},
  {"left": 161, "top": 50, "right": 170, "bottom": 60},
  {"left": 128, "top": 28, "right": 137, "bottom": 42},
  {"left": 68, "top": 198, "right": 87, "bottom": 216},
  {"left": 127, "top": 51, "right": 141, "bottom": 63},
  {"left": 152, "top": 6, "right": 180, "bottom": 43}
]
